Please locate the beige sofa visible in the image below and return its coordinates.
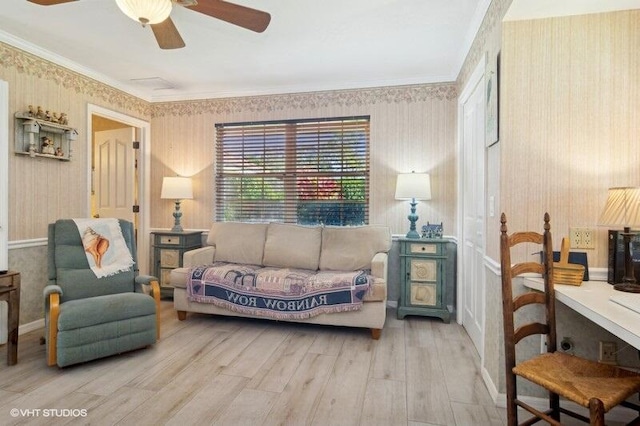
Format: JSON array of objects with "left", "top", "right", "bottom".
[{"left": 170, "top": 222, "right": 392, "bottom": 339}]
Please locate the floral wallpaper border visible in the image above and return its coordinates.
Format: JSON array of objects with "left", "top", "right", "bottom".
[
  {"left": 150, "top": 83, "right": 458, "bottom": 117},
  {"left": 0, "top": 41, "right": 458, "bottom": 119},
  {"left": 457, "top": 0, "right": 512, "bottom": 88},
  {"left": 0, "top": 42, "right": 150, "bottom": 117}
]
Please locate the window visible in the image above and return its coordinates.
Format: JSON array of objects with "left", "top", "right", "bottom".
[{"left": 215, "top": 116, "right": 370, "bottom": 225}]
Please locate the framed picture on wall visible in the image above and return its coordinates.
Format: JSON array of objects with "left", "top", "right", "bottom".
[{"left": 485, "top": 51, "right": 500, "bottom": 147}]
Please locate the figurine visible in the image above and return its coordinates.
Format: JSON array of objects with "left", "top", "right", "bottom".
[
  {"left": 55, "top": 147, "right": 64, "bottom": 157},
  {"left": 58, "top": 113, "right": 68, "bottom": 125},
  {"left": 51, "top": 112, "right": 59, "bottom": 123},
  {"left": 44, "top": 110, "right": 51, "bottom": 121},
  {"left": 41, "top": 136, "right": 55, "bottom": 155},
  {"left": 35, "top": 106, "right": 44, "bottom": 119},
  {"left": 27, "top": 105, "right": 34, "bottom": 117}
]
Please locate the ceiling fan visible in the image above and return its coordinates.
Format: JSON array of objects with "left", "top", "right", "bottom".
[{"left": 27, "top": 0, "right": 271, "bottom": 50}]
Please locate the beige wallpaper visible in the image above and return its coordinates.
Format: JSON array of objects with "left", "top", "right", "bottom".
[
  {"left": 149, "top": 85, "right": 459, "bottom": 237},
  {"left": 480, "top": 8, "right": 640, "bottom": 395},
  {"left": 500, "top": 10, "right": 640, "bottom": 267},
  {"left": 0, "top": 42, "right": 150, "bottom": 241}
]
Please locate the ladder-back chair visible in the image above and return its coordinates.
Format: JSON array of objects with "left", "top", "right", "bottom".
[{"left": 500, "top": 212, "right": 640, "bottom": 425}]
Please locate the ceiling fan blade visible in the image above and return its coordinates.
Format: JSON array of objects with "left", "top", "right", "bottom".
[
  {"left": 27, "top": 0, "right": 77, "bottom": 5},
  {"left": 151, "top": 17, "right": 186, "bottom": 50},
  {"left": 187, "top": 0, "right": 271, "bottom": 33}
]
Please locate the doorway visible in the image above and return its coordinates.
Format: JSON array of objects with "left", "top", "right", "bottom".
[
  {"left": 458, "top": 58, "right": 487, "bottom": 357},
  {"left": 87, "top": 105, "right": 151, "bottom": 274},
  {"left": 91, "top": 121, "right": 137, "bottom": 223}
]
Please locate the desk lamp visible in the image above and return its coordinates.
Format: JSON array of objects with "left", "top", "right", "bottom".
[
  {"left": 161, "top": 176, "right": 193, "bottom": 232},
  {"left": 599, "top": 187, "right": 640, "bottom": 293},
  {"left": 395, "top": 172, "right": 431, "bottom": 239}
]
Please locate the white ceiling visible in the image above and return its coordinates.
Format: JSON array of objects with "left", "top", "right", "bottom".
[
  {"left": 2, "top": 1, "right": 637, "bottom": 103},
  {"left": 0, "top": 0, "right": 491, "bottom": 102}
]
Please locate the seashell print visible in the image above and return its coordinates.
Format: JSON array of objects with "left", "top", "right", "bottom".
[{"left": 82, "top": 227, "right": 110, "bottom": 268}]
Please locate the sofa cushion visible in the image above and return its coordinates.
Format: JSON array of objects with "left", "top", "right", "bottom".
[
  {"left": 319, "top": 225, "right": 391, "bottom": 271},
  {"left": 263, "top": 223, "right": 322, "bottom": 270},
  {"left": 57, "top": 292, "right": 156, "bottom": 331},
  {"left": 207, "top": 222, "right": 268, "bottom": 266}
]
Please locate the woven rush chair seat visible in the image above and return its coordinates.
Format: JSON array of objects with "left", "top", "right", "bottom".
[
  {"left": 515, "top": 351, "right": 640, "bottom": 412},
  {"left": 500, "top": 212, "right": 640, "bottom": 426}
]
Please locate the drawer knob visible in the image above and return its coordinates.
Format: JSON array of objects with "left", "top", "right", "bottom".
[{"left": 421, "top": 247, "right": 425, "bottom": 251}]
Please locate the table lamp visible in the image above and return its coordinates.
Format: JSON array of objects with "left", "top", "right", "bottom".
[
  {"left": 395, "top": 172, "right": 431, "bottom": 239},
  {"left": 599, "top": 187, "right": 640, "bottom": 293},
  {"left": 161, "top": 176, "right": 193, "bottom": 232}
]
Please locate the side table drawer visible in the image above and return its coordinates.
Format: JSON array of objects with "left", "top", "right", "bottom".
[
  {"left": 409, "top": 242, "right": 440, "bottom": 255},
  {"left": 159, "top": 236, "right": 180, "bottom": 245}
]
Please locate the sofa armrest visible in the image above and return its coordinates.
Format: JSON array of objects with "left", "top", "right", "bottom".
[
  {"left": 183, "top": 246, "right": 216, "bottom": 267},
  {"left": 371, "top": 252, "right": 388, "bottom": 281}
]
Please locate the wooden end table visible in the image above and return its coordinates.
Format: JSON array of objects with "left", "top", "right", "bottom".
[{"left": 0, "top": 271, "right": 20, "bottom": 365}]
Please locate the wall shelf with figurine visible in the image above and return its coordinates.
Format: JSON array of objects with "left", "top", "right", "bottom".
[{"left": 14, "top": 107, "right": 77, "bottom": 162}]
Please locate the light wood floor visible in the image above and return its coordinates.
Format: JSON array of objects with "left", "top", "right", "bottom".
[{"left": 0, "top": 301, "right": 506, "bottom": 426}]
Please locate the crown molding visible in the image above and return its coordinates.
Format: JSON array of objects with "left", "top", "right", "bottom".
[
  {"left": 0, "top": 30, "right": 151, "bottom": 102},
  {"left": 147, "top": 73, "right": 458, "bottom": 103}
]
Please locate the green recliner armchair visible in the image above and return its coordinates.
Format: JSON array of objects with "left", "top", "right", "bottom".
[{"left": 45, "top": 219, "right": 160, "bottom": 367}]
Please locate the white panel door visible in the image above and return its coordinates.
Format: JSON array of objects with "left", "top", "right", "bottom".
[
  {"left": 95, "top": 128, "right": 136, "bottom": 222},
  {"left": 461, "top": 74, "right": 486, "bottom": 355},
  {"left": 0, "top": 80, "right": 8, "bottom": 344}
]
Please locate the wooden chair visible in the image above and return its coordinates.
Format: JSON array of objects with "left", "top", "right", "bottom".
[{"left": 500, "top": 212, "right": 640, "bottom": 426}]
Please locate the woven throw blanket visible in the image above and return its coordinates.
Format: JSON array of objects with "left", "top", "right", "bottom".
[
  {"left": 187, "top": 262, "right": 371, "bottom": 320},
  {"left": 73, "top": 218, "right": 134, "bottom": 279}
]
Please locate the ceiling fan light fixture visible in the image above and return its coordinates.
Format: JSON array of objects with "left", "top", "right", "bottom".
[{"left": 115, "top": 0, "right": 172, "bottom": 26}]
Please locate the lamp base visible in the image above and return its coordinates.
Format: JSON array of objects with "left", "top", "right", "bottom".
[
  {"left": 171, "top": 200, "right": 184, "bottom": 233},
  {"left": 405, "top": 230, "right": 421, "bottom": 239},
  {"left": 613, "top": 283, "right": 640, "bottom": 293},
  {"left": 405, "top": 199, "right": 420, "bottom": 239}
]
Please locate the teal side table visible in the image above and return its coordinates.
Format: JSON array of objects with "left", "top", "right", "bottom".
[
  {"left": 152, "top": 231, "right": 202, "bottom": 298},
  {"left": 397, "top": 238, "right": 451, "bottom": 323}
]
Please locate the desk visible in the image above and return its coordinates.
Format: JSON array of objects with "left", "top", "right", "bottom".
[
  {"left": 0, "top": 271, "right": 20, "bottom": 365},
  {"left": 523, "top": 277, "right": 640, "bottom": 350}
]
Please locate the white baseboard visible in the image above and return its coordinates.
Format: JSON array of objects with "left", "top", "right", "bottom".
[
  {"left": 0, "top": 317, "right": 43, "bottom": 347},
  {"left": 20, "top": 318, "right": 44, "bottom": 335}
]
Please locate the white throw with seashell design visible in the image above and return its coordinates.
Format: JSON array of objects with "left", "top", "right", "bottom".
[{"left": 73, "top": 218, "right": 134, "bottom": 278}]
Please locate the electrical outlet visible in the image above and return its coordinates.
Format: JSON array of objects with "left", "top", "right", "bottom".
[
  {"left": 582, "top": 228, "right": 595, "bottom": 249},
  {"left": 569, "top": 227, "right": 596, "bottom": 249},
  {"left": 569, "top": 228, "right": 582, "bottom": 248},
  {"left": 599, "top": 341, "right": 617, "bottom": 364}
]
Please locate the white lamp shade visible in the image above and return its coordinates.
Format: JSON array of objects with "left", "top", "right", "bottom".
[
  {"left": 161, "top": 177, "right": 193, "bottom": 200},
  {"left": 599, "top": 187, "right": 640, "bottom": 226},
  {"left": 395, "top": 172, "right": 431, "bottom": 200},
  {"left": 116, "top": 0, "right": 172, "bottom": 25}
]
